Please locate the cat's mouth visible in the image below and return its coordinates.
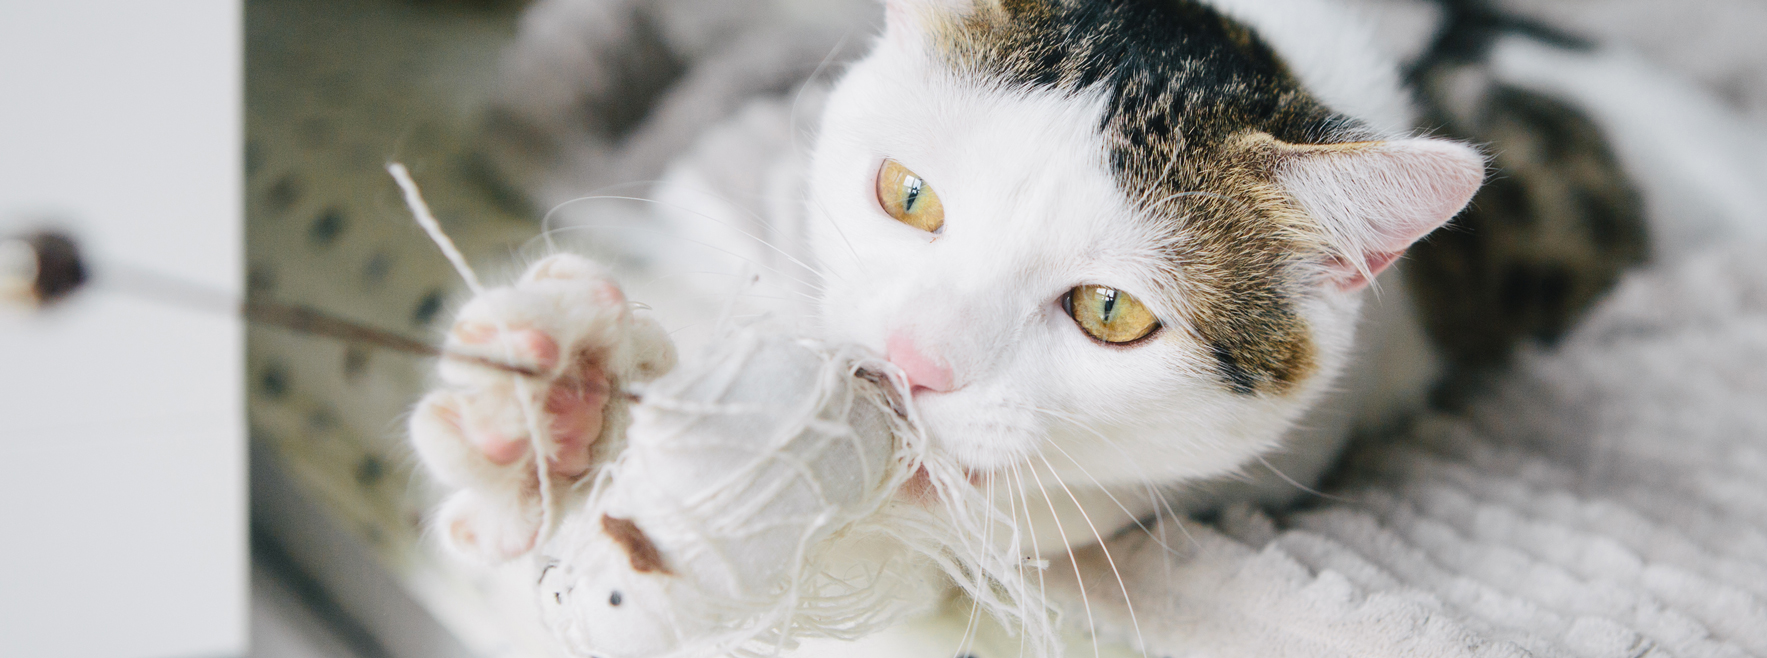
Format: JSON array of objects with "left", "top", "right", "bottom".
[{"left": 910, "top": 389, "right": 1047, "bottom": 474}]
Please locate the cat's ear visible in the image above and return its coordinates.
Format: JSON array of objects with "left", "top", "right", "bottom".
[{"left": 1274, "top": 137, "right": 1486, "bottom": 291}]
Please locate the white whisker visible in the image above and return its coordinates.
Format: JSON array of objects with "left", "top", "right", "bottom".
[
  {"left": 1030, "top": 450, "right": 1150, "bottom": 658},
  {"left": 538, "top": 180, "right": 827, "bottom": 284},
  {"left": 1145, "top": 479, "right": 1199, "bottom": 553},
  {"left": 536, "top": 179, "right": 670, "bottom": 252},
  {"left": 1023, "top": 411, "right": 1183, "bottom": 554},
  {"left": 1253, "top": 453, "right": 1349, "bottom": 503},
  {"left": 789, "top": 33, "right": 853, "bottom": 157},
  {"left": 802, "top": 191, "right": 873, "bottom": 279},
  {"left": 1020, "top": 460, "right": 1102, "bottom": 658},
  {"left": 993, "top": 468, "right": 1033, "bottom": 657},
  {"left": 953, "top": 470, "right": 995, "bottom": 658},
  {"left": 531, "top": 222, "right": 828, "bottom": 304},
  {"left": 533, "top": 193, "right": 832, "bottom": 291},
  {"left": 1016, "top": 405, "right": 1203, "bottom": 559},
  {"left": 1007, "top": 463, "right": 1050, "bottom": 655}
]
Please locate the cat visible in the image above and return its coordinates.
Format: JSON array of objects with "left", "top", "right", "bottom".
[
  {"left": 413, "top": 0, "right": 1482, "bottom": 568},
  {"left": 406, "top": 0, "right": 1767, "bottom": 652}
]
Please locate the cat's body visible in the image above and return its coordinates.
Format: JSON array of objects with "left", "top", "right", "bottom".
[{"left": 410, "top": 0, "right": 1767, "bottom": 652}]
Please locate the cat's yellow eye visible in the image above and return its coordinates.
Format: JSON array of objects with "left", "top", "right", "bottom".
[
  {"left": 876, "top": 159, "right": 945, "bottom": 233},
  {"left": 1065, "top": 285, "right": 1160, "bottom": 344}
]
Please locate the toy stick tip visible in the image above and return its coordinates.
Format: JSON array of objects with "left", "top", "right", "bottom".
[{"left": 2, "top": 230, "right": 88, "bottom": 308}]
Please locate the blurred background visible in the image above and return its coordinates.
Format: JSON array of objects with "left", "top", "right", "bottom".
[{"left": 242, "top": 0, "right": 550, "bottom": 656}]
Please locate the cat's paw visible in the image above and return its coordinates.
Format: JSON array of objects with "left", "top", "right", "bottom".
[{"left": 409, "top": 253, "right": 675, "bottom": 561}]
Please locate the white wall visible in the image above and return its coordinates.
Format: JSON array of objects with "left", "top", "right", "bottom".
[{"left": 0, "top": 2, "right": 246, "bottom": 657}]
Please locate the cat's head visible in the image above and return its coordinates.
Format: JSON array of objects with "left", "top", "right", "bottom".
[{"left": 805, "top": 0, "right": 1483, "bottom": 489}]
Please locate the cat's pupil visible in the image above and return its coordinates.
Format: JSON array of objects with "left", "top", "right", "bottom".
[
  {"left": 902, "top": 177, "right": 924, "bottom": 213},
  {"left": 1099, "top": 288, "right": 1119, "bottom": 323}
]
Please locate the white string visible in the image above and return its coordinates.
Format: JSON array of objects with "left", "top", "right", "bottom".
[
  {"left": 390, "top": 163, "right": 484, "bottom": 294},
  {"left": 387, "top": 162, "right": 558, "bottom": 544}
]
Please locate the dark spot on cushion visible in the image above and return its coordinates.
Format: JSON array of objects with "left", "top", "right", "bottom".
[
  {"left": 609, "top": 590, "right": 622, "bottom": 606},
  {"left": 411, "top": 289, "right": 445, "bottom": 327},
  {"left": 265, "top": 174, "right": 303, "bottom": 213},
  {"left": 247, "top": 264, "right": 278, "bottom": 293},
  {"left": 259, "top": 363, "right": 289, "bottom": 399},
  {"left": 308, "top": 207, "right": 347, "bottom": 247},
  {"left": 354, "top": 455, "right": 384, "bottom": 487},
  {"left": 361, "top": 250, "right": 393, "bottom": 289},
  {"left": 460, "top": 150, "right": 536, "bottom": 218},
  {"left": 306, "top": 408, "right": 336, "bottom": 433},
  {"left": 343, "top": 346, "right": 370, "bottom": 381}
]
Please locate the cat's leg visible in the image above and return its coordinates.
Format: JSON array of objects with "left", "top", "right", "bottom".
[{"left": 408, "top": 253, "right": 676, "bottom": 562}]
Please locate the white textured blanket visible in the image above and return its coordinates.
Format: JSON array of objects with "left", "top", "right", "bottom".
[{"left": 1033, "top": 247, "right": 1767, "bottom": 658}]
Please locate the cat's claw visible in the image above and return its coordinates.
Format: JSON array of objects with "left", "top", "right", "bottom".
[{"left": 408, "top": 253, "right": 676, "bottom": 562}]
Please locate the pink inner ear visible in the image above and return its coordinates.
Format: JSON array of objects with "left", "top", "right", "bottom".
[
  {"left": 1277, "top": 137, "right": 1486, "bottom": 292},
  {"left": 1334, "top": 250, "right": 1405, "bottom": 291}
]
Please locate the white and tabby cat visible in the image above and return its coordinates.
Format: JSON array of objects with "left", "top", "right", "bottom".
[
  {"left": 404, "top": 0, "right": 1767, "bottom": 653},
  {"left": 416, "top": 0, "right": 1479, "bottom": 566}
]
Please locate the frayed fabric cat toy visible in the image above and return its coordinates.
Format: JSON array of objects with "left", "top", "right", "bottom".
[
  {"left": 434, "top": 318, "right": 1062, "bottom": 658},
  {"left": 534, "top": 327, "right": 1038, "bottom": 657}
]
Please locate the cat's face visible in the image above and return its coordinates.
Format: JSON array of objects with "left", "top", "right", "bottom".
[
  {"left": 804, "top": 0, "right": 1482, "bottom": 489},
  {"left": 807, "top": 58, "right": 1326, "bottom": 486}
]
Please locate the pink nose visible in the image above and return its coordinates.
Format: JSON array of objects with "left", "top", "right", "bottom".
[{"left": 886, "top": 332, "right": 955, "bottom": 393}]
